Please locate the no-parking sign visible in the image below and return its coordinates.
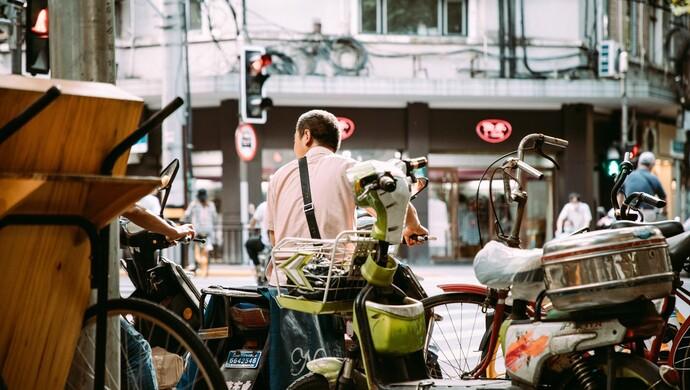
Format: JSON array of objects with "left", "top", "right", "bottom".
[
  {"left": 337, "top": 117, "right": 356, "bottom": 140},
  {"left": 235, "top": 123, "right": 258, "bottom": 161}
]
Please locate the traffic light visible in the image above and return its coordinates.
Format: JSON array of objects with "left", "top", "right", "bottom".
[
  {"left": 605, "top": 160, "right": 620, "bottom": 177},
  {"left": 25, "top": 0, "right": 49, "bottom": 75},
  {"left": 240, "top": 47, "right": 273, "bottom": 124},
  {"left": 603, "top": 145, "right": 622, "bottom": 177}
]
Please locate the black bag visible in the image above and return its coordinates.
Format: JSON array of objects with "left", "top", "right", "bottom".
[{"left": 146, "top": 257, "right": 202, "bottom": 331}]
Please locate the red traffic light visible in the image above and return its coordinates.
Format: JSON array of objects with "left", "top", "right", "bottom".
[
  {"left": 630, "top": 144, "right": 640, "bottom": 159},
  {"left": 31, "top": 8, "right": 48, "bottom": 38},
  {"left": 249, "top": 54, "right": 272, "bottom": 76}
]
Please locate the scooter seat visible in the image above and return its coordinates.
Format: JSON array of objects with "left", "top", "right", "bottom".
[
  {"left": 610, "top": 220, "right": 683, "bottom": 238},
  {"left": 473, "top": 241, "right": 543, "bottom": 294},
  {"left": 667, "top": 230, "right": 690, "bottom": 273}
]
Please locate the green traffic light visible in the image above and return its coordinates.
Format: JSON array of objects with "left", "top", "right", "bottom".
[{"left": 607, "top": 160, "right": 620, "bottom": 176}]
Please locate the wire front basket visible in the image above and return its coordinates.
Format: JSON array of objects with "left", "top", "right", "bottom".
[{"left": 273, "top": 230, "right": 377, "bottom": 314}]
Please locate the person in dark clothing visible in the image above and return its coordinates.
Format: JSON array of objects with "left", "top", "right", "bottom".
[{"left": 617, "top": 151, "right": 666, "bottom": 221}]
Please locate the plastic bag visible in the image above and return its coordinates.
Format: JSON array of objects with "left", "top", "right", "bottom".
[{"left": 473, "top": 240, "right": 543, "bottom": 289}]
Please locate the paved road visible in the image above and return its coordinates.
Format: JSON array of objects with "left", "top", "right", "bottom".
[{"left": 120, "top": 262, "right": 480, "bottom": 297}]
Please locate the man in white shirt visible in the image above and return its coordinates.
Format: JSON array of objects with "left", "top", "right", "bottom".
[
  {"left": 555, "top": 192, "right": 592, "bottom": 237},
  {"left": 263, "top": 109, "right": 428, "bottom": 389},
  {"left": 184, "top": 189, "right": 218, "bottom": 276}
]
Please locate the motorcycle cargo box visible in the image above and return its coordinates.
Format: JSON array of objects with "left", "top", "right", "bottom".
[{"left": 542, "top": 226, "right": 673, "bottom": 311}]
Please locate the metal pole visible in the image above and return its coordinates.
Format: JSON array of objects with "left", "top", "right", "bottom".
[
  {"left": 7, "top": 3, "right": 21, "bottom": 74},
  {"left": 621, "top": 73, "right": 628, "bottom": 147},
  {"left": 162, "top": 0, "right": 187, "bottom": 209}
]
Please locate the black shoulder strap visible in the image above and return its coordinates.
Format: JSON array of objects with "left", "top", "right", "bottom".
[{"left": 298, "top": 156, "right": 321, "bottom": 239}]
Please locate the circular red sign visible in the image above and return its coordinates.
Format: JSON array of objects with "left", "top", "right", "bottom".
[
  {"left": 476, "top": 119, "right": 512, "bottom": 143},
  {"left": 337, "top": 117, "right": 356, "bottom": 140},
  {"left": 235, "top": 123, "right": 258, "bottom": 161}
]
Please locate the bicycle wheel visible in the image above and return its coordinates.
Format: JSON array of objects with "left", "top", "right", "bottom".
[
  {"left": 422, "top": 292, "right": 506, "bottom": 380},
  {"left": 66, "top": 298, "right": 226, "bottom": 390},
  {"left": 671, "top": 318, "right": 690, "bottom": 389}
]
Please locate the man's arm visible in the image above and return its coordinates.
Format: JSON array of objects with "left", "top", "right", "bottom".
[
  {"left": 123, "top": 205, "right": 195, "bottom": 241},
  {"left": 402, "top": 204, "right": 429, "bottom": 246}
]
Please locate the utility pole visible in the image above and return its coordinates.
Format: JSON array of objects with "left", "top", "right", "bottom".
[
  {"left": 162, "top": 0, "right": 188, "bottom": 208},
  {"left": 1, "top": 0, "right": 23, "bottom": 74},
  {"left": 50, "top": 1, "right": 115, "bottom": 82},
  {"left": 49, "top": 1, "right": 118, "bottom": 388},
  {"left": 620, "top": 51, "right": 629, "bottom": 148},
  {"left": 617, "top": 0, "right": 628, "bottom": 149}
]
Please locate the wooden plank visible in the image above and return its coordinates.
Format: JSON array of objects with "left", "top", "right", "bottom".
[
  {"left": 0, "top": 178, "right": 45, "bottom": 218},
  {"left": 0, "top": 174, "right": 159, "bottom": 388},
  {"left": 0, "top": 75, "right": 144, "bottom": 176}
]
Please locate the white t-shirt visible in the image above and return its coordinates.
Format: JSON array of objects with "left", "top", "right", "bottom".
[
  {"left": 557, "top": 201, "right": 592, "bottom": 235},
  {"left": 136, "top": 194, "right": 161, "bottom": 216},
  {"left": 253, "top": 201, "right": 269, "bottom": 246}
]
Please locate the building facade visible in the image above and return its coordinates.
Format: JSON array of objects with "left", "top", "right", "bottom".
[{"left": 2, "top": 0, "right": 686, "bottom": 262}]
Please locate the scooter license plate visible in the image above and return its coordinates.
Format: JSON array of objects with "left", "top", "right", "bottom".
[{"left": 225, "top": 350, "right": 262, "bottom": 369}]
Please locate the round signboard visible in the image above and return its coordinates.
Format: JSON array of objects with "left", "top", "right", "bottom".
[
  {"left": 337, "top": 117, "right": 356, "bottom": 140},
  {"left": 476, "top": 119, "right": 512, "bottom": 144},
  {"left": 235, "top": 123, "right": 258, "bottom": 161}
]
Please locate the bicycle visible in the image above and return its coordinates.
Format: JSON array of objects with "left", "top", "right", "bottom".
[
  {"left": 606, "top": 152, "right": 690, "bottom": 388},
  {"left": 0, "top": 88, "right": 225, "bottom": 389},
  {"left": 419, "top": 134, "right": 680, "bottom": 389}
]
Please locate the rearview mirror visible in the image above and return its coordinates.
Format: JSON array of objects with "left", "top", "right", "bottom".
[
  {"left": 410, "top": 177, "right": 429, "bottom": 200},
  {"left": 159, "top": 159, "right": 180, "bottom": 217}
]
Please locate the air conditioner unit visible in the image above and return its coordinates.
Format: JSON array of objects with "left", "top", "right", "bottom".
[
  {"left": 598, "top": 40, "right": 620, "bottom": 78},
  {"left": 0, "top": 27, "right": 8, "bottom": 43}
]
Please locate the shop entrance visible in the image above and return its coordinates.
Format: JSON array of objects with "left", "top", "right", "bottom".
[{"left": 427, "top": 154, "right": 555, "bottom": 262}]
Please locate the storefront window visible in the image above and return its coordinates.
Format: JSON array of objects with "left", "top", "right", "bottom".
[{"left": 428, "top": 153, "right": 555, "bottom": 262}]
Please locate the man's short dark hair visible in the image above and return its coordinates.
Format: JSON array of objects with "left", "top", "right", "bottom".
[{"left": 296, "top": 109, "right": 341, "bottom": 151}]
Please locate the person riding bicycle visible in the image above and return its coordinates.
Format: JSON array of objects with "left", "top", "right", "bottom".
[{"left": 263, "top": 109, "right": 428, "bottom": 388}]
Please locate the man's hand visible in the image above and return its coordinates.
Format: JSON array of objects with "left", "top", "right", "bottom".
[
  {"left": 403, "top": 204, "right": 429, "bottom": 246},
  {"left": 166, "top": 223, "right": 196, "bottom": 242},
  {"left": 403, "top": 223, "right": 429, "bottom": 246}
]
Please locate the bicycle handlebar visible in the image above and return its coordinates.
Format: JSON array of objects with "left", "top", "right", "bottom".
[
  {"left": 404, "top": 157, "right": 427, "bottom": 174},
  {"left": 515, "top": 159, "right": 544, "bottom": 179},
  {"left": 541, "top": 135, "right": 569, "bottom": 148},
  {"left": 638, "top": 193, "right": 666, "bottom": 209}
]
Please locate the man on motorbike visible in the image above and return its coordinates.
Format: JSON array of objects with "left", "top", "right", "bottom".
[
  {"left": 118, "top": 204, "right": 196, "bottom": 388},
  {"left": 263, "top": 109, "right": 428, "bottom": 388}
]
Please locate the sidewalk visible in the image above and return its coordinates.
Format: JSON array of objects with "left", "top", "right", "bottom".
[{"left": 119, "top": 261, "right": 477, "bottom": 280}]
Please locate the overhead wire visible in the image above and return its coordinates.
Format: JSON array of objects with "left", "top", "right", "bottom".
[{"left": 201, "top": 0, "right": 234, "bottom": 68}]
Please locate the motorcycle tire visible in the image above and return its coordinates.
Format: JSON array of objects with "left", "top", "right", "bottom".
[{"left": 286, "top": 372, "right": 330, "bottom": 390}]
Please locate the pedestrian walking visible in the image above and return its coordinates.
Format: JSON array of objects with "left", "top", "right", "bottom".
[
  {"left": 184, "top": 188, "right": 217, "bottom": 277},
  {"left": 245, "top": 200, "right": 269, "bottom": 280},
  {"left": 617, "top": 151, "right": 666, "bottom": 222},
  {"left": 555, "top": 192, "right": 592, "bottom": 237}
]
